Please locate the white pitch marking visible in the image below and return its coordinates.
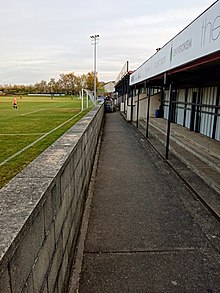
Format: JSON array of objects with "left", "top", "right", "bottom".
[
  {"left": 20, "top": 108, "right": 50, "bottom": 116},
  {"left": 0, "top": 110, "right": 84, "bottom": 166},
  {"left": 0, "top": 133, "right": 45, "bottom": 136},
  {"left": 20, "top": 107, "right": 82, "bottom": 116}
]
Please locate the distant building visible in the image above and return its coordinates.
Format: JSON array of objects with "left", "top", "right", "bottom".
[{"left": 104, "top": 81, "right": 115, "bottom": 93}]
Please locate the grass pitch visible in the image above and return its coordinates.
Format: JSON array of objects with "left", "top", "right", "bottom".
[{"left": 0, "top": 95, "right": 94, "bottom": 188}]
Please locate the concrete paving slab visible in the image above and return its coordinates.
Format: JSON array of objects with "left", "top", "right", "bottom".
[
  {"left": 80, "top": 251, "right": 220, "bottom": 293},
  {"left": 78, "top": 112, "right": 220, "bottom": 292},
  {"left": 139, "top": 120, "right": 220, "bottom": 216}
]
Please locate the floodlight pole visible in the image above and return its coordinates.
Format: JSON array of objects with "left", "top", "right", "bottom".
[{"left": 90, "top": 34, "right": 99, "bottom": 102}]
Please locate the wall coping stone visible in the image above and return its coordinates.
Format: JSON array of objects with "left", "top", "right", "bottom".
[{"left": 0, "top": 105, "right": 102, "bottom": 274}]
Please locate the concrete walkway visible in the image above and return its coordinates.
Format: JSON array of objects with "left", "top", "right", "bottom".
[
  {"left": 138, "top": 117, "right": 220, "bottom": 218},
  {"left": 76, "top": 111, "right": 220, "bottom": 292}
]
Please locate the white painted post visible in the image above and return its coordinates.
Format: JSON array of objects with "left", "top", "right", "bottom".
[{"left": 81, "top": 88, "right": 84, "bottom": 111}]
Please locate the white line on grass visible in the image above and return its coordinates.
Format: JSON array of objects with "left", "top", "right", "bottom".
[
  {"left": 0, "top": 110, "right": 84, "bottom": 166},
  {"left": 20, "top": 107, "right": 82, "bottom": 116},
  {"left": 20, "top": 108, "right": 52, "bottom": 116},
  {"left": 0, "top": 133, "right": 45, "bottom": 136}
]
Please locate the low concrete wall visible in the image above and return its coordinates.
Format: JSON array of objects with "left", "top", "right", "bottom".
[{"left": 0, "top": 104, "right": 104, "bottom": 293}]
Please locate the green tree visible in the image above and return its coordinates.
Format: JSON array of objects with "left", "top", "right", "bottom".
[
  {"left": 0, "top": 71, "right": 105, "bottom": 96},
  {"left": 59, "top": 73, "right": 77, "bottom": 95},
  {"left": 86, "top": 72, "right": 96, "bottom": 91},
  {"left": 48, "top": 78, "right": 57, "bottom": 93},
  {"left": 34, "top": 80, "right": 48, "bottom": 93}
]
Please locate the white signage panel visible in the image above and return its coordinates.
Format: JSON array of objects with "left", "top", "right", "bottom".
[
  {"left": 130, "top": 0, "right": 220, "bottom": 85},
  {"left": 130, "top": 42, "right": 171, "bottom": 85},
  {"left": 171, "top": 1, "right": 220, "bottom": 68}
]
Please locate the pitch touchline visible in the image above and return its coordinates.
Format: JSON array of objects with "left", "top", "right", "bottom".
[
  {"left": 0, "top": 133, "right": 45, "bottom": 136},
  {"left": 0, "top": 110, "right": 84, "bottom": 166},
  {"left": 20, "top": 107, "right": 82, "bottom": 116},
  {"left": 20, "top": 108, "right": 51, "bottom": 116}
]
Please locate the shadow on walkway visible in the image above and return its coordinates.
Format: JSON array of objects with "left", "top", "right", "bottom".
[{"left": 73, "top": 111, "right": 220, "bottom": 293}]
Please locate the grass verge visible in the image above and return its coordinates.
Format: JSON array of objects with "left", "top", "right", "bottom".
[{"left": 0, "top": 95, "right": 94, "bottom": 188}]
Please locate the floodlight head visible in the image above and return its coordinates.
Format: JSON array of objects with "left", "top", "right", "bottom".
[{"left": 90, "top": 34, "right": 99, "bottom": 39}]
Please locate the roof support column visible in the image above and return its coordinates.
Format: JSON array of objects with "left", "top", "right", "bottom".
[
  {"left": 145, "top": 87, "right": 151, "bottom": 138},
  {"left": 121, "top": 79, "right": 125, "bottom": 114},
  {"left": 183, "top": 88, "right": 188, "bottom": 128},
  {"left": 195, "top": 86, "right": 202, "bottom": 133},
  {"left": 123, "top": 79, "right": 126, "bottom": 114},
  {"left": 126, "top": 78, "right": 129, "bottom": 109},
  {"left": 131, "top": 86, "right": 135, "bottom": 122},
  {"left": 136, "top": 87, "right": 140, "bottom": 128},
  {"left": 165, "top": 82, "right": 173, "bottom": 159},
  {"left": 212, "top": 85, "right": 220, "bottom": 139}
]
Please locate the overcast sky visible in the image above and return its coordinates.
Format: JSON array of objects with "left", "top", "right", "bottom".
[{"left": 0, "top": 0, "right": 216, "bottom": 85}]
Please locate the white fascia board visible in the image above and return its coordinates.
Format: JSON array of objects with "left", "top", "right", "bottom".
[{"left": 130, "top": 0, "right": 220, "bottom": 86}]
